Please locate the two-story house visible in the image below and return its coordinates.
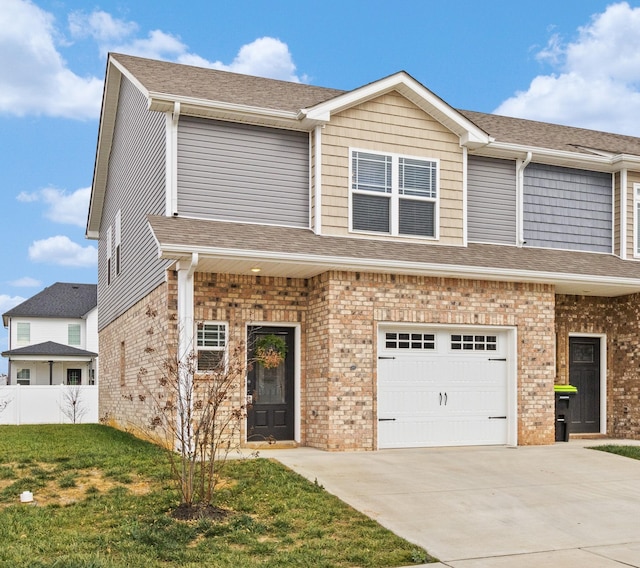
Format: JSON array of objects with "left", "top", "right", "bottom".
[
  {"left": 86, "top": 53, "right": 640, "bottom": 451},
  {"left": 2, "top": 282, "right": 98, "bottom": 386}
]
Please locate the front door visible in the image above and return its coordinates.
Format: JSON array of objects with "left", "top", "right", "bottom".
[
  {"left": 247, "top": 326, "right": 295, "bottom": 441},
  {"left": 569, "top": 337, "right": 601, "bottom": 433}
]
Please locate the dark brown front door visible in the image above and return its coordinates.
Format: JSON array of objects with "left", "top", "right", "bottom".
[
  {"left": 569, "top": 337, "right": 601, "bottom": 433},
  {"left": 247, "top": 326, "right": 295, "bottom": 441}
]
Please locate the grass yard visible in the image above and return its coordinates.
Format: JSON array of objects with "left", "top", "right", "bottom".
[
  {"left": 0, "top": 424, "right": 434, "bottom": 567},
  {"left": 591, "top": 444, "right": 640, "bottom": 461}
]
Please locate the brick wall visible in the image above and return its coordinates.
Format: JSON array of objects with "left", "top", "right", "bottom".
[
  {"left": 308, "top": 272, "right": 556, "bottom": 449},
  {"left": 556, "top": 293, "right": 640, "bottom": 439},
  {"left": 98, "top": 282, "right": 175, "bottom": 437},
  {"left": 101, "top": 269, "right": 558, "bottom": 450}
]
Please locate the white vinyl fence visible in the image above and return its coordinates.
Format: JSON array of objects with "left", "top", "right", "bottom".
[{"left": 0, "top": 385, "right": 99, "bottom": 425}]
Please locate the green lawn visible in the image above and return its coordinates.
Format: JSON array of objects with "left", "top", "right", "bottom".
[
  {"left": 0, "top": 425, "right": 434, "bottom": 567},
  {"left": 591, "top": 444, "right": 640, "bottom": 461}
]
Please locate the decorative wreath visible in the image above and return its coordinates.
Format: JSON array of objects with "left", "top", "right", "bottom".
[{"left": 254, "top": 334, "right": 288, "bottom": 369}]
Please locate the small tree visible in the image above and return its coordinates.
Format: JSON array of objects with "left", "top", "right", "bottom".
[
  {"left": 60, "top": 385, "right": 88, "bottom": 424},
  {"left": 136, "top": 307, "right": 249, "bottom": 516}
]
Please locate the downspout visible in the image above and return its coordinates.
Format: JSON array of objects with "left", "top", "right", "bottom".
[
  {"left": 176, "top": 252, "right": 198, "bottom": 452},
  {"left": 516, "top": 152, "right": 532, "bottom": 247},
  {"left": 165, "top": 102, "right": 180, "bottom": 217}
]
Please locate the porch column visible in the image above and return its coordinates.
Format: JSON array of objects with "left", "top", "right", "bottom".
[
  {"left": 175, "top": 253, "right": 198, "bottom": 452},
  {"left": 48, "top": 360, "right": 53, "bottom": 385}
]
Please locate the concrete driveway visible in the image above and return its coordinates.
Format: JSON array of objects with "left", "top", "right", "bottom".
[{"left": 257, "top": 440, "right": 640, "bottom": 567}]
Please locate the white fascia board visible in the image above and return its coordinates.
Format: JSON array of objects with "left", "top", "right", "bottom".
[
  {"left": 302, "top": 72, "right": 490, "bottom": 146},
  {"left": 86, "top": 59, "right": 123, "bottom": 239},
  {"left": 148, "top": 93, "right": 303, "bottom": 126},
  {"left": 155, "top": 243, "right": 640, "bottom": 292}
]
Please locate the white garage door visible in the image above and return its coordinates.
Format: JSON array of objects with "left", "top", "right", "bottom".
[{"left": 377, "top": 327, "right": 511, "bottom": 449}]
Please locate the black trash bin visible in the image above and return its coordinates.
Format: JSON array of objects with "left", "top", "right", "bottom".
[{"left": 554, "top": 384, "right": 578, "bottom": 442}]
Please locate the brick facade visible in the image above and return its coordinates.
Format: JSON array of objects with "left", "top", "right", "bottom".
[
  {"left": 100, "top": 269, "right": 560, "bottom": 450},
  {"left": 98, "top": 282, "right": 175, "bottom": 436},
  {"left": 556, "top": 293, "right": 640, "bottom": 439}
]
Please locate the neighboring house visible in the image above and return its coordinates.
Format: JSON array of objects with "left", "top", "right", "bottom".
[
  {"left": 86, "top": 53, "right": 640, "bottom": 451},
  {"left": 2, "top": 283, "right": 98, "bottom": 386}
]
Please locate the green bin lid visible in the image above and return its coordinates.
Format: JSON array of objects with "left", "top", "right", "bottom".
[{"left": 554, "top": 384, "right": 578, "bottom": 393}]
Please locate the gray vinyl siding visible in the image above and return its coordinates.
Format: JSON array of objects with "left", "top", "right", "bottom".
[
  {"left": 98, "top": 76, "right": 169, "bottom": 330},
  {"left": 177, "top": 117, "right": 309, "bottom": 227},
  {"left": 523, "top": 163, "right": 612, "bottom": 252},
  {"left": 467, "top": 156, "right": 516, "bottom": 245}
]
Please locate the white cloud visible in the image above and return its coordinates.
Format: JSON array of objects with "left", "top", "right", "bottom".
[
  {"left": 0, "top": 0, "right": 103, "bottom": 119},
  {"left": 495, "top": 2, "right": 640, "bottom": 134},
  {"left": 29, "top": 236, "right": 97, "bottom": 267},
  {"left": 0, "top": 294, "right": 26, "bottom": 314},
  {"left": 0, "top": 1, "right": 305, "bottom": 120},
  {"left": 8, "top": 277, "right": 41, "bottom": 288},
  {"left": 17, "top": 187, "right": 90, "bottom": 227},
  {"left": 196, "top": 37, "right": 305, "bottom": 83}
]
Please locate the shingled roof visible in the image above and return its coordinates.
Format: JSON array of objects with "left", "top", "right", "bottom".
[
  {"left": 147, "top": 215, "right": 640, "bottom": 297},
  {"left": 2, "top": 283, "right": 97, "bottom": 325},
  {"left": 1, "top": 341, "right": 97, "bottom": 358},
  {"left": 111, "top": 53, "right": 345, "bottom": 113},
  {"left": 110, "top": 53, "right": 640, "bottom": 158}
]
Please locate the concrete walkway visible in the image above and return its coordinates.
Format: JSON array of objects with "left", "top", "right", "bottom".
[{"left": 255, "top": 440, "right": 640, "bottom": 567}]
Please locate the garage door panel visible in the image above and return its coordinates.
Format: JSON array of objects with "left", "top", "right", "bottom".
[
  {"left": 378, "top": 416, "right": 508, "bottom": 448},
  {"left": 378, "top": 327, "right": 511, "bottom": 449}
]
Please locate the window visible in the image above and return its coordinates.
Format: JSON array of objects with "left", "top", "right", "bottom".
[
  {"left": 67, "top": 369, "right": 81, "bottom": 385},
  {"left": 451, "top": 334, "right": 497, "bottom": 351},
  {"left": 197, "top": 322, "right": 227, "bottom": 371},
  {"left": 385, "top": 332, "right": 435, "bottom": 350},
  {"left": 16, "top": 322, "right": 30, "bottom": 345},
  {"left": 115, "top": 210, "right": 122, "bottom": 276},
  {"left": 107, "top": 225, "right": 112, "bottom": 285},
  {"left": 68, "top": 323, "right": 81, "bottom": 346},
  {"left": 120, "top": 341, "right": 126, "bottom": 387},
  {"left": 351, "top": 150, "right": 438, "bottom": 237},
  {"left": 16, "top": 368, "right": 30, "bottom": 385}
]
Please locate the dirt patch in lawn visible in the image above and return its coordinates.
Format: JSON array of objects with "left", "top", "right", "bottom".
[{"left": 0, "top": 462, "right": 153, "bottom": 508}]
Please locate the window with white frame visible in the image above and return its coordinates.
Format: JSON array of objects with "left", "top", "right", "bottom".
[
  {"left": 106, "top": 225, "right": 112, "bottom": 285},
  {"left": 68, "top": 323, "right": 81, "bottom": 346},
  {"left": 115, "top": 210, "right": 122, "bottom": 276},
  {"left": 351, "top": 150, "right": 438, "bottom": 237},
  {"left": 16, "top": 368, "right": 30, "bottom": 385},
  {"left": 635, "top": 184, "right": 640, "bottom": 256},
  {"left": 196, "top": 322, "right": 227, "bottom": 371},
  {"left": 16, "top": 322, "right": 30, "bottom": 345}
]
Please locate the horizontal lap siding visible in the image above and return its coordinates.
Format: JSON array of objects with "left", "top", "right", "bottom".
[
  {"left": 98, "top": 77, "right": 169, "bottom": 330},
  {"left": 177, "top": 118, "right": 309, "bottom": 227},
  {"left": 524, "top": 163, "right": 612, "bottom": 252},
  {"left": 468, "top": 156, "right": 516, "bottom": 245},
  {"left": 321, "top": 92, "right": 464, "bottom": 244}
]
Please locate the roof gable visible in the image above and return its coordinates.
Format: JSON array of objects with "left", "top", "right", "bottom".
[{"left": 302, "top": 71, "right": 490, "bottom": 148}]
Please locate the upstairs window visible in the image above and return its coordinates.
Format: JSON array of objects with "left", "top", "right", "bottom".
[
  {"left": 16, "top": 322, "right": 30, "bottom": 345},
  {"left": 68, "top": 324, "right": 81, "bottom": 346},
  {"left": 351, "top": 150, "right": 438, "bottom": 238},
  {"left": 196, "top": 322, "right": 227, "bottom": 371},
  {"left": 115, "top": 210, "right": 122, "bottom": 276},
  {"left": 106, "top": 225, "right": 112, "bottom": 285}
]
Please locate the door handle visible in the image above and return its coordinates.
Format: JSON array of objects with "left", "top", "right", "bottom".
[
  {"left": 444, "top": 392, "right": 448, "bottom": 406},
  {"left": 439, "top": 392, "right": 442, "bottom": 405}
]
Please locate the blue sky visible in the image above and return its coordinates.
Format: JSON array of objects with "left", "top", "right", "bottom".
[{"left": 2, "top": 0, "right": 640, "bottom": 371}]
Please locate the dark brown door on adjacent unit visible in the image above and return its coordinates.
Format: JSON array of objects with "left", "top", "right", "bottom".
[
  {"left": 247, "top": 326, "right": 295, "bottom": 441},
  {"left": 569, "top": 337, "right": 601, "bottom": 433}
]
